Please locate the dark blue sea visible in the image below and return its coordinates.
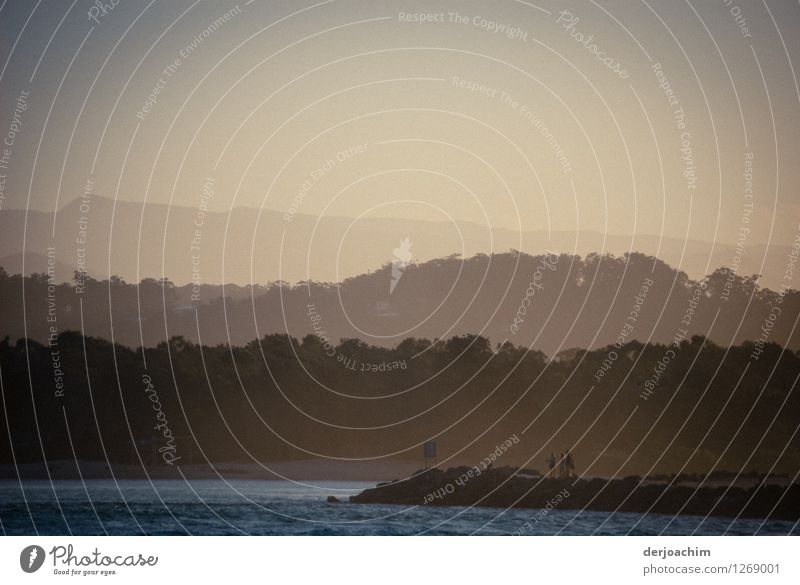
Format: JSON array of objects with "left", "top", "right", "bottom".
[{"left": 0, "top": 480, "right": 794, "bottom": 535}]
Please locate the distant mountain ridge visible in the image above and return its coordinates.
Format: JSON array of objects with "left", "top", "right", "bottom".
[
  {"left": 2, "top": 250, "right": 797, "bottom": 356},
  {"left": 0, "top": 195, "right": 795, "bottom": 289}
]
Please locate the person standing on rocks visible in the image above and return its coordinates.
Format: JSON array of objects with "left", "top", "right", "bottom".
[{"left": 547, "top": 453, "right": 556, "bottom": 478}]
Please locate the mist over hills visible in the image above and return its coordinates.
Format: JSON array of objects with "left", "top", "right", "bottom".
[
  {"left": 2, "top": 250, "right": 797, "bottom": 357},
  {"left": 1, "top": 195, "right": 796, "bottom": 289}
]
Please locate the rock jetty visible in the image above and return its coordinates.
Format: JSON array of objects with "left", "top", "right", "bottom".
[{"left": 350, "top": 466, "right": 799, "bottom": 521}]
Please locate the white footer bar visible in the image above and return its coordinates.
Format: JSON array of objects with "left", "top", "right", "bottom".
[{"left": 1, "top": 536, "right": 796, "bottom": 584}]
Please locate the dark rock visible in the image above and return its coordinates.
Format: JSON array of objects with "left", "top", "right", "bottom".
[{"left": 349, "top": 466, "right": 800, "bottom": 521}]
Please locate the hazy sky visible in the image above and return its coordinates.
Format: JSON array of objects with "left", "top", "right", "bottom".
[{"left": 1, "top": 0, "right": 799, "bottom": 247}]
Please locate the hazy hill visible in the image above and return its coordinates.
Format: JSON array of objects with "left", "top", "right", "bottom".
[
  {"left": 2, "top": 251, "right": 797, "bottom": 357},
  {"left": 0, "top": 195, "right": 795, "bottom": 289}
]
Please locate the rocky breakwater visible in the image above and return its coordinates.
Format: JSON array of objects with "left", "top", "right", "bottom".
[{"left": 350, "top": 466, "right": 800, "bottom": 521}]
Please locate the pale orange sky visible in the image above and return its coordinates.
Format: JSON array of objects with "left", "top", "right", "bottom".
[{"left": 1, "top": 0, "right": 799, "bottom": 250}]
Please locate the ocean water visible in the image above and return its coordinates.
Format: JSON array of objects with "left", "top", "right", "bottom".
[{"left": 0, "top": 480, "right": 794, "bottom": 536}]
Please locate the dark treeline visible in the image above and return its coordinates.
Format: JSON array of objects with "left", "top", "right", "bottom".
[
  {"left": 1, "top": 251, "right": 798, "bottom": 358},
  {"left": 1, "top": 332, "right": 798, "bottom": 477}
]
